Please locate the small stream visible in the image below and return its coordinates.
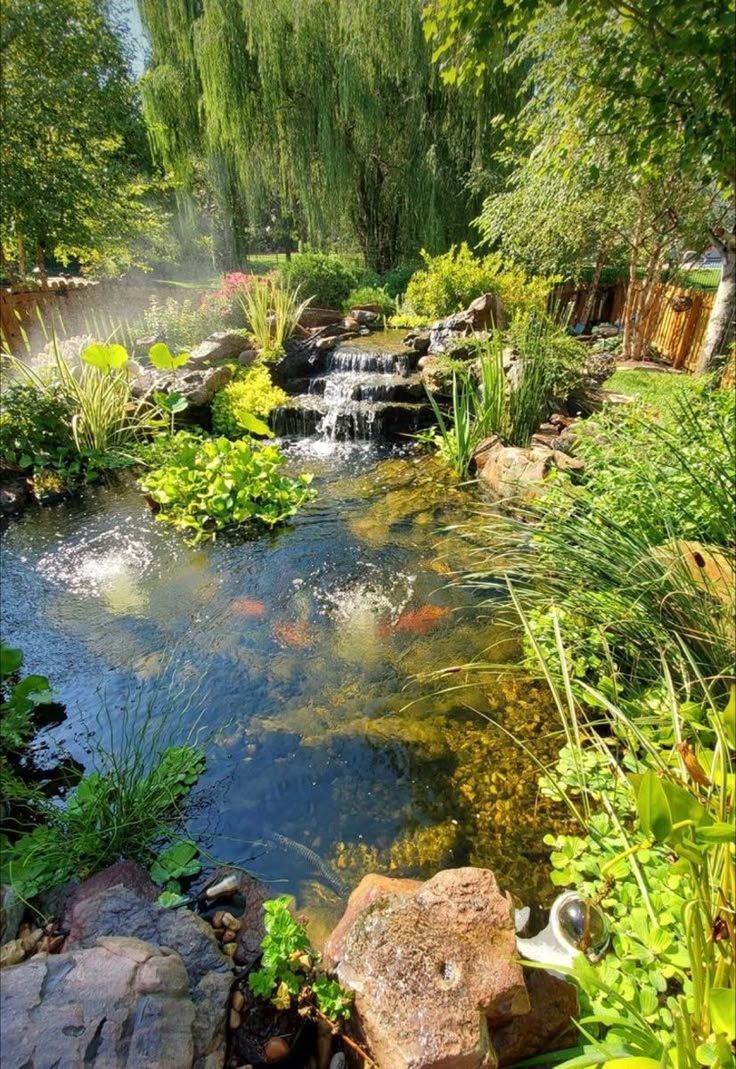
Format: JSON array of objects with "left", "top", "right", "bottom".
[{"left": 1, "top": 334, "right": 562, "bottom": 941}]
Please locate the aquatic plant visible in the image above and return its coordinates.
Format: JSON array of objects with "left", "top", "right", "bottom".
[
  {"left": 0, "top": 681, "right": 206, "bottom": 899},
  {"left": 211, "top": 364, "right": 288, "bottom": 437},
  {"left": 140, "top": 433, "right": 314, "bottom": 542},
  {"left": 238, "top": 276, "right": 312, "bottom": 358},
  {"left": 249, "top": 895, "right": 353, "bottom": 1022},
  {"left": 519, "top": 604, "right": 735, "bottom": 1069}
]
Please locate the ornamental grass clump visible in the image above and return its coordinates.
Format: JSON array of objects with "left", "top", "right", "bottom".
[
  {"left": 239, "top": 276, "right": 312, "bottom": 358},
  {"left": 140, "top": 433, "right": 314, "bottom": 542}
]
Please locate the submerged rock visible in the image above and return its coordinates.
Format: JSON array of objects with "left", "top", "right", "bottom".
[{"left": 328, "top": 867, "right": 530, "bottom": 1069}]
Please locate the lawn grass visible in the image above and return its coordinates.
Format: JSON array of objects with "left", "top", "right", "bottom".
[{"left": 606, "top": 367, "right": 702, "bottom": 415}]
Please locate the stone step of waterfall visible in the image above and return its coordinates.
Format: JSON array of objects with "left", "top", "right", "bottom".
[
  {"left": 271, "top": 395, "right": 434, "bottom": 440},
  {"left": 300, "top": 371, "right": 425, "bottom": 405},
  {"left": 325, "top": 348, "right": 415, "bottom": 375}
]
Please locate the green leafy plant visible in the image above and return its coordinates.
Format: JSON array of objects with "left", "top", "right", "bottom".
[
  {"left": 238, "top": 276, "right": 312, "bottom": 358},
  {"left": 144, "top": 295, "right": 233, "bottom": 350},
  {"left": 1, "top": 699, "right": 206, "bottom": 899},
  {"left": 342, "top": 285, "right": 395, "bottom": 318},
  {"left": 139, "top": 433, "right": 314, "bottom": 542},
  {"left": 150, "top": 839, "right": 201, "bottom": 892},
  {"left": 249, "top": 896, "right": 353, "bottom": 1022},
  {"left": 281, "top": 253, "right": 359, "bottom": 309},
  {"left": 211, "top": 364, "right": 287, "bottom": 437},
  {"left": 403, "top": 243, "right": 552, "bottom": 319},
  {"left": 0, "top": 383, "right": 77, "bottom": 477},
  {"left": 6, "top": 337, "right": 155, "bottom": 462},
  {"left": 0, "top": 643, "right": 54, "bottom": 807},
  {"left": 148, "top": 342, "right": 190, "bottom": 370}
]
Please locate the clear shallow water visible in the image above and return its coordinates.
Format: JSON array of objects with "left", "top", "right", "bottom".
[{"left": 1, "top": 440, "right": 562, "bottom": 940}]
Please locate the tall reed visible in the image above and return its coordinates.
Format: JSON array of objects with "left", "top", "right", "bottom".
[{"left": 239, "top": 277, "right": 312, "bottom": 357}]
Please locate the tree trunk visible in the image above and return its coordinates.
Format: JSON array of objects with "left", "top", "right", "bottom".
[
  {"left": 622, "top": 207, "right": 644, "bottom": 359},
  {"left": 36, "top": 242, "right": 48, "bottom": 286},
  {"left": 695, "top": 227, "right": 736, "bottom": 374},
  {"left": 16, "top": 233, "right": 26, "bottom": 281},
  {"left": 580, "top": 251, "right": 605, "bottom": 327}
]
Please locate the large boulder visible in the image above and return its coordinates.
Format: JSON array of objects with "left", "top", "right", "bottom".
[
  {"left": 474, "top": 438, "right": 558, "bottom": 503},
  {"left": 428, "top": 294, "right": 507, "bottom": 354},
  {"left": 324, "top": 874, "right": 421, "bottom": 971},
  {"left": 465, "top": 292, "right": 507, "bottom": 332},
  {"left": 130, "top": 364, "right": 232, "bottom": 419},
  {"left": 329, "top": 867, "right": 530, "bottom": 1069},
  {"left": 0, "top": 936, "right": 197, "bottom": 1069},
  {"left": 64, "top": 877, "right": 233, "bottom": 1069},
  {"left": 188, "top": 332, "right": 254, "bottom": 368},
  {"left": 299, "top": 307, "right": 343, "bottom": 329}
]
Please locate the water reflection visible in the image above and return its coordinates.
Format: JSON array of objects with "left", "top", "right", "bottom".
[{"left": 0, "top": 444, "right": 564, "bottom": 926}]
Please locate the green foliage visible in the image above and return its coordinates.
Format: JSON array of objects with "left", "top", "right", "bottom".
[
  {"left": 342, "top": 286, "right": 396, "bottom": 318},
  {"left": 468, "top": 386, "right": 736, "bottom": 693},
  {"left": 524, "top": 615, "right": 735, "bottom": 1068},
  {"left": 403, "top": 243, "right": 551, "bottom": 319},
  {"left": 238, "top": 276, "right": 312, "bottom": 357},
  {"left": 248, "top": 896, "right": 353, "bottom": 1022},
  {"left": 423, "top": 311, "right": 585, "bottom": 475},
  {"left": 138, "top": 0, "right": 519, "bottom": 269},
  {"left": 148, "top": 342, "right": 190, "bottom": 370},
  {"left": 211, "top": 365, "right": 287, "bottom": 437},
  {"left": 363, "top": 263, "right": 420, "bottom": 299},
  {"left": 281, "top": 253, "right": 359, "bottom": 309},
  {"left": 143, "top": 295, "right": 234, "bottom": 351},
  {"left": 0, "top": 643, "right": 54, "bottom": 806},
  {"left": 0, "top": 0, "right": 171, "bottom": 280},
  {"left": 139, "top": 433, "right": 314, "bottom": 542},
  {"left": 150, "top": 839, "right": 201, "bottom": 893},
  {"left": 1, "top": 703, "right": 206, "bottom": 898},
  {"left": 0, "top": 383, "right": 77, "bottom": 476}
]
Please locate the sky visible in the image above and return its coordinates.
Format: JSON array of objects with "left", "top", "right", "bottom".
[{"left": 109, "top": 0, "right": 148, "bottom": 77}]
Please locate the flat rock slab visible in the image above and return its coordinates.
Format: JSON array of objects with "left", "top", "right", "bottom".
[
  {"left": 334, "top": 867, "right": 530, "bottom": 1069},
  {"left": 65, "top": 884, "right": 232, "bottom": 1068},
  {"left": 0, "top": 937, "right": 195, "bottom": 1069}
]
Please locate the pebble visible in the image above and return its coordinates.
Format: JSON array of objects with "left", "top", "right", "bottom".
[
  {"left": 231, "top": 990, "right": 245, "bottom": 1012},
  {"left": 229, "top": 1008, "right": 242, "bottom": 1031},
  {"left": 0, "top": 939, "right": 25, "bottom": 968},
  {"left": 20, "top": 928, "right": 43, "bottom": 956},
  {"left": 221, "top": 912, "right": 241, "bottom": 931},
  {"left": 205, "top": 875, "right": 239, "bottom": 899},
  {"left": 222, "top": 929, "right": 237, "bottom": 944},
  {"left": 264, "top": 1037, "right": 290, "bottom": 1062},
  {"left": 222, "top": 942, "right": 237, "bottom": 957}
]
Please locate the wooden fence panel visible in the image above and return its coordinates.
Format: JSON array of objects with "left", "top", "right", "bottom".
[
  {"left": 554, "top": 279, "right": 716, "bottom": 373},
  {"left": 0, "top": 279, "right": 206, "bottom": 358}
]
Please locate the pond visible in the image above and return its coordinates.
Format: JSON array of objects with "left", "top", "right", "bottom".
[{"left": 1, "top": 355, "right": 564, "bottom": 942}]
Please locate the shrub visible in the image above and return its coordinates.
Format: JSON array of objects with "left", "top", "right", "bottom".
[
  {"left": 144, "top": 294, "right": 236, "bottom": 350},
  {"left": 363, "top": 262, "right": 419, "bottom": 299},
  {"left": 212, "top": 364, "right": 288, "bottom": 437},
  {"left": 281, "top": 253, "right": 359, "bottom": 308},
  {"left": 140, "top": 433, "right": 314, "bottom": 541},
  {"left": 1, "top": 642, "right": 53, "bottom": 809},
  {"left": 403, "top": 243, "right": 552, "bottom": 319},
  {"left": 342, "top": 285, "right": 395, "bottom": 318},
  {"left": 0, "top": 383, "right": 76, "bottom": 475},
  {"left": 4, "top": 340, "right": 155, "bottom": 477}
]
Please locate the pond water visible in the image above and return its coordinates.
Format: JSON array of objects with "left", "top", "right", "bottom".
[{"left": 1, "top": 350, "right": 564, "bottom": 941}]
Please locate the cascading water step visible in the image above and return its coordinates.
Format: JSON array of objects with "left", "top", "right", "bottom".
[{"left": 275, "top": 330, "right": 431, "bottom": 441}]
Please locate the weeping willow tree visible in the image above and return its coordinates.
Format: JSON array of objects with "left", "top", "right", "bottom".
[{"left": 138, "top": 0, "right": 518, "bottom": 269}]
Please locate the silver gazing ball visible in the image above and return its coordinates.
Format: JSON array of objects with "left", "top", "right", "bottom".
[{"left": 552, "top": 892, "right": 610, "bottom": 961}]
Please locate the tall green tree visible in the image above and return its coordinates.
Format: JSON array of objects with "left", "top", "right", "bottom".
[
  {"left": 0, "top": 0, "right": 171, "bottom": 279},
  {"left": 138, "top": 0, "right": 520, "bottom": 271},
  {"left": 424, "top": 0, "right": 736, "bottom": 369}
]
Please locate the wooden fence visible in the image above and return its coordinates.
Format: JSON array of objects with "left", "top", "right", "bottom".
[
  {"left": 0, "top": 278, "right": 203, "bottom": 357},
  {"left": 556, "top": 279, "right": 717, "bottom": 372}
]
